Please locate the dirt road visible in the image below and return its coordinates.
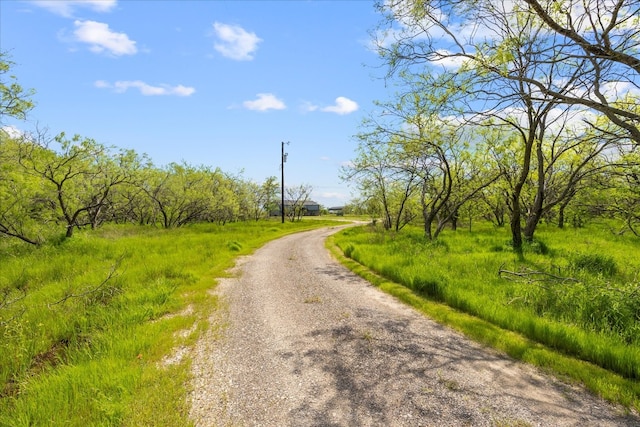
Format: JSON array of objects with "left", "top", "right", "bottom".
[{"left": 189, "top": 225, "right": 639, "bottom": 426}]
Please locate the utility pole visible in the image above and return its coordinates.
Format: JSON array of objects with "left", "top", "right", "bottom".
[{"left": 281, "top": 141, "right": 289, "bottom": 224}]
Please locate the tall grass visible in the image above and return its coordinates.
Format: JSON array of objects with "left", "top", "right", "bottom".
[
  {"left": 331, "top": 221, "right": 640, "bottom": 409},
  {"left": 0, "top": 219, "right": 339, "bottom": 426}
]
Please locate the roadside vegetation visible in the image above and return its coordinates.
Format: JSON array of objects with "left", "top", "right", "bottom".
[
  {"left": 0, "top": 220, "right": 340, "bottom": 426},
  {"left": 3, "top": 0, "right": 640, "bottom": 422},
  {"left": 334, "top": 0, "right": 640, "bottom": 410},
  {"left": 1, "top": 51, "right": 341, "bottom": 426},
  {"left": 330, "top": 220, "right": 640, "bottom": 412}
]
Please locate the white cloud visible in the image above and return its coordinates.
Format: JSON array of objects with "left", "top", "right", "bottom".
[
  {"left": 212, "top": 22, "right": 262, "bottom": 61},
  {"left": 1, "top": 125, "right": 24, "bottom": 139},
  {"left": 73, "top": 20, "right": 136, "bottom": 56},
  {"left": 300, "top": 101, "right": 319, "bottom": 113},
  {"left": 321, "top": 97, "right": 359, "bottom": 115},
  {"left": 243, "top": 93, "right": 286, "bottom": 111},
  {"left": 95, "top": 80, "right": 195, "bottom": 96},
  {"left": 94, "top": 79, "right": 110, "bottom": 88},
  {"left": 31, "top": 0, "right": 117, "bottom": 17},
  {"left": 431, "top": 49, "right": 470, "bottom": 70}
]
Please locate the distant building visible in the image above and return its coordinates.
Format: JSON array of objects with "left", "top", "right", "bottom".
[
  {"left": 273, "top": 200, "right": 321, "bottom": 216},
  {"left": 328, "top": 206, "right": 345, "bottom": 216}
]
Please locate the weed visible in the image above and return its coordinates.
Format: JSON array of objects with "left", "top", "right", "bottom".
[
  {"left": 437, "top": 371, "right": 461, "bottom": 391},
  {"left": 570, "top": 253, "right": 617, "bottom": 276},
  {"left": 361, "top": 330, "right": 375, "bottom": 341}
]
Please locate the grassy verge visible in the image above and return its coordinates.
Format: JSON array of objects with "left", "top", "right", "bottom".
[
  {"left": 327, "top": 222, "right": 640, "bottom": 413},
  {"left": 0, "top": 219, "right": 340, "bottom": 426}
]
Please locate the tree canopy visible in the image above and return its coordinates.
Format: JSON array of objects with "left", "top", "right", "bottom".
[{"left": 344, "top": 0, "right": 640, "bottom": 248}]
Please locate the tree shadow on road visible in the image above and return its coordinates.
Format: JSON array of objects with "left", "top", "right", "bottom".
[{"left": 284, "top": 307, "right": 639, "bottom": 427}]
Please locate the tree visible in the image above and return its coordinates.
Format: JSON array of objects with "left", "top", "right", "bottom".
[
  {"left": 17, "top": 131, "right": 147, "bottom": 238},
  {"left": 521, "top": 0, "right": 640, "bottom": 144},
  {"left": 600, "top": 149, "right": 640, "bottom": 236},
  {"left": 243, "top": 176, "right": 280, "bottom": 221},
  {"left": 373, "top": 0, "right": 636, "bottom": 248},
  {"left": 207, "top": 169, "right": 241, "bottom": 224},
  {"left": 260, "top": 176, "right": 280, "bottom": 219},
  {"left": 284, "top": 184, "right": 313, "bottom": 222},
  {"left": 344, "top": 130, "right": 419, "bottom": 231},
  {"left": 141, "top": 163, "right": 214, "bottom": 228},
  {"left": 391, "top": 93, "right": 504, "bottom": 239},
  {"left": 349, "top": 80, "right": 503, "bottom": 239},
  {"left": 0, "top": 52, "right": 35, "bottom": 123},
  {"left": 378, "top": 0, "right": 640, "bottom": 143},
  {"left": 0, "top": 130, "right": 51, "bottom": 244}
]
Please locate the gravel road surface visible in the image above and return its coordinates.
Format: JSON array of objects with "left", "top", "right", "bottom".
[{"left": 189, "top": 225, "right": 640, "bottom": 426}]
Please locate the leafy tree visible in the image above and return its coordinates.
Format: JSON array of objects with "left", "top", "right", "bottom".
[
  {"left": 0, "top": 131, "right": 51, "bottom": 244},
  {"left": 373, "top": 0, "right": 637, "bottom": 248},
  {"left": 207, "top": 169, "right": 241, "bottom": 224},
  {"left": 601, "top": 150, "right": 640, "bottom": 236},
  {"left": 521, "top": 0, "right": 640, "bottom": 144},
  {"left": 16, "top": 132, "right": 124, "bottom": 238},
  {"left": 260, "top": 176, "right": 280, "bottom": 219},
  {"left": 242, "top": 176, "right": 280, "bottom": 221},
  {"left": 0, "top": 52, "right": 34, "bottom": 123},
  {"left": 95, "top": 151, "right": 153, "bottom": 225},
  {"left": 344, "top": 131, "right": 419, "bottom": 231},
  {"left": 141, "top": 163, "right": 214, "bottom": 228}
]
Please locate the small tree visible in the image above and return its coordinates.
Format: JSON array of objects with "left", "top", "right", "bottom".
[
  {"left": 17, "top": 131, "right": 128, "bottom": 238},
  {"left": 285, "top": 184, "right": 313, "bottom": 222}
]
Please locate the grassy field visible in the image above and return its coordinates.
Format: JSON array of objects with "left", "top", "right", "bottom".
[
  {"left": 0, "top": 219, "right": 340, "bottom": 426},
  {"left": 329, "top": 221, "right": 640, "bottom": 412}
]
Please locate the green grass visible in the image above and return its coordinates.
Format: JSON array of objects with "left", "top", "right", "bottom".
[
  {"left": 328, "top": 221, "right": 640, "bottom": 412},
  {"left": 0, "top": 219, "right": 340, "bottom": 426}
]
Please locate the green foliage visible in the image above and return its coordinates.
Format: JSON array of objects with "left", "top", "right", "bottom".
[
  {"left": 0, "top": 127, "right": 294, "bottom": 244},
  {"left": 570, "top": 253, "right": 617, "bottom": 276},
  {"left": 0, "top": 133, "right": 53, "bottom": 244},
  {"left": 327, "top": 228, "right": 640, "bottom": 412},
  {"left": 0, "top": 52, "right": 35, "bottom": 123},
  {"left": 333, "top": 221, "right": 640, "bottom": 394},
  {"left": 0, "top": 219, "right": 338, "bottom": 425}
]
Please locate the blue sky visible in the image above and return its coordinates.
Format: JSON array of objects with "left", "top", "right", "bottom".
[{"left": 1, "top": 0, "right": 391, "bottom": 208}]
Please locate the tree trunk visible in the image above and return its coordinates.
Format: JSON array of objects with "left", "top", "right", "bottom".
[
  {"left": 450, "top": 208, "right": 458, "bottom": 231},
  {"left": 510, "top": 196, "right": 523, "bottom": 251},
  {"left": 524, "top": 140, "right": 545, "bottom": 241},
  {"left": 421, "top": 182, "right": 434, "bottom": 240},
  {"left": 494, "top": 207, "right": 505, "bottom": 227},
  {"left": 423, "top": 216, "right": 433, "bottom": 240},
  {"left": 557, "top": 204, "right": 566, "bottom": 229},
  {"left": 524, "top": 191, "right": 544, "bottom": 241}
]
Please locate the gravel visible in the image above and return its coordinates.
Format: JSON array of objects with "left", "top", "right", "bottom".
[{"left": 189, "top": 225, "right": 640, "bottom": 426}]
